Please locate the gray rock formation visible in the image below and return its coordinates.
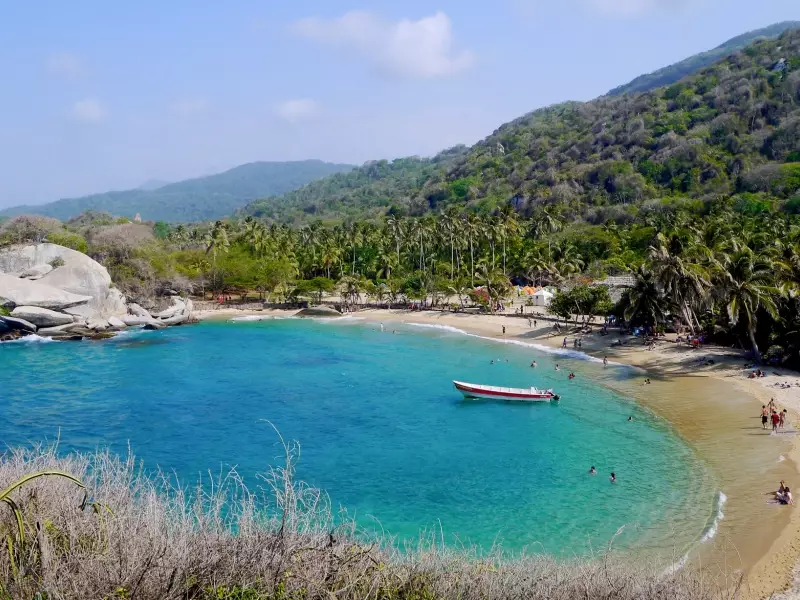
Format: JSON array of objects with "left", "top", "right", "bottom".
[
  {"left": 0, "top": 244, "right": 127, "bottom": 318},
  {"left": 122, "top": 315, "right": 156, "bottom": 327},
  {"left": 107, "top": 316, "right": 127, "bottom": 329},
  {"left": 153, "top": 297, "right": 186, "bottom": 319},
  {"left": 19, "top": 264, "right": 54, "bottom": 279},
  {"left": 296, "top": 306, "right": 342, "bottom": 318},
  {"left": 0, "top": 315, "right": 37, "bottom": 332},
  {"left": 10, "top": 306, "right": 74, "bottom": 328},
  {"left": 38, "top": 324, "right": 80, "bottom": 336},
  {"left": 0, "top": 273, "right": 92, "bottom": 310},
  {"left": 127, "top": 303, "right": 150, "bottom": 318}
]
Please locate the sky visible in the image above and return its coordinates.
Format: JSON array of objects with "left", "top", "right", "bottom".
[{"left": 0, "top": 0, "right": 798, "bottom": 208}]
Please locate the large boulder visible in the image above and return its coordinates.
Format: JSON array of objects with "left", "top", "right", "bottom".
[
  {"left": 0, "top": 244, "right": 127, "bottom": 318},
  {"left": 0, "top": 273, "right": 92, "bottom": 310},
  {"left": 107, "top": 316, "right": 127, "bottom": 330},
  {"left": 10, "top": 306, "right": 74, "bottom": 328},
  {"left": 122, "top": 315, "right": 157, "bottom": 327},
  {"left": 154, "top": 298, "right": 186, "bottom": 319},
  {"left": 19, "top": 264, "right": 54, "bottom": 279},
  {"left": 38, "top": 323, "right": 80, "bottom": 336},
  {"left": 296, "top": 306, "right": 342, "bottom": 318},
  {"left": 0, "top": 315, "right": 37, "bottom": 332},
  {"left": 127, "top": 303, "right": 151, "bottom": 318}
]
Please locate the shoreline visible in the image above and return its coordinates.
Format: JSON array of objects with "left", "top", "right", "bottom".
[{"left": 196, "top": 306, "right": 800, "bottom": 599}]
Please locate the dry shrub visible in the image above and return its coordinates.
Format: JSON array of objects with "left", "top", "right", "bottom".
[
  {"left": 0, "top": 441, "right": 731, "bottom": 600},
  {"left": 89, "top": 223, "right": 156, "bottom": 263},
  {"left": 0, "top": 215, "right": 64, "bottom": 246}
]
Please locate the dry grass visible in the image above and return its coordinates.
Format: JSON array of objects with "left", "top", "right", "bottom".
[{"left": 0, "top": 437, "right": 738, "bottom": 600}]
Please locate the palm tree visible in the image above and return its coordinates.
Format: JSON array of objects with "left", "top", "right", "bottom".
[
  {"left": 715, "top": 248, "right": 782, "bottom": 362},
  {"left": 204, "top": 221, "right": 230, "bottom": 291},
  {"left": 647, "top": 232, "right": 709, "bottom": 333},
  {"left": 624, "top": 265, "right": 669, "bottom": 327}
]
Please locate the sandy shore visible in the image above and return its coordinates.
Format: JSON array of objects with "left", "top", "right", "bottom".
[{"left": 195, "top": 306, "right": 800, "bottom": 599}]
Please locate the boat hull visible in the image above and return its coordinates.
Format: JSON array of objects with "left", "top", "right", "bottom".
[{"left": 453, "top": 381, "right": 559, "bottom": 403}]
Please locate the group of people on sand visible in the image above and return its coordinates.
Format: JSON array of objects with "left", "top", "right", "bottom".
[
  {"left": 749, "top": 368, "right": 768, "bottom": 379},
  {"left": 561, "top": 337, "right": 583, "bottom": 349},
  {"left": 588, "top": 466, "right": 616, "bottom": 483},
  {"left": 760, "top": 400, "right": 788, "bottom": 433},
  {"left": 776, "top": 481, "right": 794, "bottom": 505}
]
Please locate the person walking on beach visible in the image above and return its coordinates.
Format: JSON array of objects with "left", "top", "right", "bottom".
[
  {"left": 528, "top": 318, "right": 532, "bottom": 327},
  {"left": 772, "top": 410, "right": 781, "bottom": 433},
  {"left": 780, "top": 409, "right": 787, "bottom": 429},
  {"left": 502, "top": 325, "right": 506, "bottom": 336},
  {"left": 534, "top": 320, "right": 538, "bottom": 329},
  {"left": 562, "top": 337, "right": 568, "bottom": 348},
  {"left": 762, "top": 405, "right": 770, "bottom": 429},
  {"left": 603, "top": 356, "right": 608, "bottom": 367}
]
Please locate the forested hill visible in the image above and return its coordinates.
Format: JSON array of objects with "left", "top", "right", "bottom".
[
  {"left": 244, "top": 28, "right": 800, "bottom": 224},
  {"left": 1, "top": 160, "right": 354, "bottom": 223},
  {"left": 608, "top": 21, "right": 800, "bottom": 96}
]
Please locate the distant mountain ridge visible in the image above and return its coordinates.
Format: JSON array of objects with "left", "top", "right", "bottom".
[
  {"left": 608, "top": 21, "right": 800, "bottom": 96},
  {"left": 0, "top": 160, "right": 354, "bottom": 223},
  {"left": 242, "top": 27, "right": 800, "bottom": 223}
]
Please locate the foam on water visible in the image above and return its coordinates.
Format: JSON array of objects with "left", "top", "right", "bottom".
[
  {"left": 404, "top": 322, "right": 636, "bottom": 368},
  {"left": 231, "top": 315, "right": 268, "bottom": 322},
  {"left": 699, "top": 491, "right": 727, "bottom": 543},
  {"left": 315, "top": 315, "right": 365, "bottom": 323},
  {"left": 1, "top": 334, "right": 56, "bottom": 344}
]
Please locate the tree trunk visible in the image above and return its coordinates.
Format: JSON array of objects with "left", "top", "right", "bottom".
[
  {"left": 469, "top": 238, "right": 475, "bottom": 287},
  {"left": 748, "top": 325, "right": 762, "bottom": 363}
]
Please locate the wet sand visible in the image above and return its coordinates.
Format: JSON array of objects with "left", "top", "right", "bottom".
[{"left": 196, "top": 306, "right": 800, "bottom": 599}]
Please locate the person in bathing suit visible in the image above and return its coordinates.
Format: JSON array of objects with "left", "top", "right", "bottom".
[
  {"left": 610, "top": 472, "right": 616, "bottom": 483},
  {"left": 772, "top": 410, "right": 781, "bottom": 433},
  {"left": 530, "top": 361, "right": 537, "bottom": 368},
  {"left": 589, "top": 466, "right": 597, "bottom": 475},
  {"left": 762, "top": 405, "right": 769, "bottom": 429}
]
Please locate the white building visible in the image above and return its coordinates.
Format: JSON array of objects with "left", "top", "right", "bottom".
[{"left": 531, "top": 289, "right": 554, "bottom": 307}]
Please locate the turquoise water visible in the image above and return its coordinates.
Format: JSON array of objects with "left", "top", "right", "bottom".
[{"left": 0, "top": 318, "right": 716, "bottom": 556}]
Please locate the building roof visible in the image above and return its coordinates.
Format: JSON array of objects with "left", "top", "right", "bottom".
[{"left": 591, "top": 275, "right": 636, "bottom": 288}]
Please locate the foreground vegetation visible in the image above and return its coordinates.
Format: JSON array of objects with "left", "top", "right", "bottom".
[{"left": 0, "top": 443, "right": 733, "bottom": 600}]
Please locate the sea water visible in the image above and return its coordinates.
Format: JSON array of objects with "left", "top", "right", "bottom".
[{"left": 0, "top": 319, "right": 717, "bottom": 557}]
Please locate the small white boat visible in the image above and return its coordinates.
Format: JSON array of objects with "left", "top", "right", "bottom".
[{"left": 453, "top": 381, "right": 560, "bottom": 402}]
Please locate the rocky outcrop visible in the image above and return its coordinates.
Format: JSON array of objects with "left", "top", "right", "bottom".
[
  {"left": 0, "top": 315, "right": 37, "bottom": 332},
  {"left": 10, "top": 306, "right": 74, "bottom": 328},
  {"left": 0, "top": 274, "right": 92, "bottom": 310},
  {"left": 0, "top": 244, "right": 127, "bottom": 318},
  {"left": 19, "top": 264, "right": 53, "bottom": 279},
  {"left": 296, "top": 306, "right": 342, "bottom": 318},
  {"left": 0, "top": 243, "right": 198, "bottom": 342}
]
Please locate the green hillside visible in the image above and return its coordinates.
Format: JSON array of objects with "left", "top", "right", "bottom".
[
  {"left": 608, "top": 21, "right": 800, "bottom": 96},
  {"left": 244, "top": 28, "right": 800, "bottom": 224},
  {"left": 1, "top": 160, "right": 354, "bottom": 223}
]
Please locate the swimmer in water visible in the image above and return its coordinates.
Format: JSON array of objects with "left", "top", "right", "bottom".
[
  {"left": 380, "top": 323, "right": 384, "bottom": 332},
  {"left": 589, "top": 466, "right": 597, "bottom": 475},
  {"left": 392, "top": 330, "right": 397, "bottom": 335},
  {"left": 610, "top": 472, "right": 616, "bottom": 483},
  {"left": 603, "top": 356, "right": 608, "bottom": 367},
  {"left": 555, "top": 364, "right": 560, "bottom": 371},
  {"left": 628, "top": 416, "right": 632, "bottom": 422},
  {"left": 530, "top": 361, "right": 537, "bottom": 368}
]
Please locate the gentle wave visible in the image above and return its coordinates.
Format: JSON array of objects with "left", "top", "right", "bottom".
[
  {"left": 699, "top": 491, "right": 727, "bottom": 543},
  {"left": 660, "top": 490, "right": 727, "bottom": 577},
  {"left": 315, "top": 316, "right": 365, "bottom": 323},
  {"left": 231, "top": 315, "right": 269, "bottom": 322},
  {"left": 405, "top": 322, "right": 635, "bottom": 368},
  {"left": 0, "top": 334, "right": 56, "bottom": 344}
]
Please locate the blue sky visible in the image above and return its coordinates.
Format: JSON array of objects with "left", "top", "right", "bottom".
[{"left": 0, "top": 0, "right": 798, "bottom": 207}]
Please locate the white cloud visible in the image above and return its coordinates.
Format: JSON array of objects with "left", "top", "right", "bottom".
[
  {"left": 46, "top": 52, "right": 85, "bottom": 79},
  {"left": 70, "top": 98, "right": 107, "bottom": 122},
  {"left": 275, "top": 99, "right": 319, "bottom": 123},
  {"left": 170, "top": 97, "right": 211, "bottom": 118},
  {"left": 585, "top": 0, "right": 690, "bottom": 17},
  {"left": 292, "top": 11, "right": 474, "bottom": 79}
]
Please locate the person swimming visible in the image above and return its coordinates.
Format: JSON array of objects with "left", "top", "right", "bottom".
[
  {"left": 610, "top": 472, "right": 616, "bottom": 483},
  {"left": 628, "top": 416, "right": 633, "bottom": 422},
  {"left": 589, "top": 466, "right": 597, "bottom": 475},
  {"left": 555, "top": 364, "right": 560, "bottom": 371},
  {"left": 530, "top": 361, "right": 537, "bottom": 368},
  {"left": 568, "top": 372, "right": 575, "bottom": 380}
]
